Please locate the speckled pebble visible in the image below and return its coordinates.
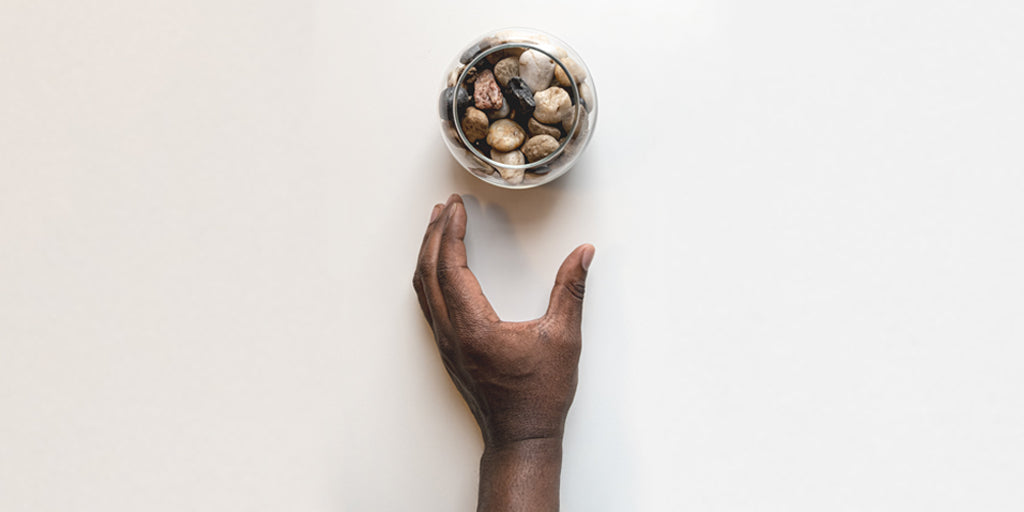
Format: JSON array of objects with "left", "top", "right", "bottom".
[
  {"left": 493, "top": 57, "right": 519, "bottom": 87},
  {"left": 486, "top": 119, "right": 526, "bottom": 152},
  {"left": 472, "top": 69, "right": 503, "bottom": 110},
  {"left": 533, "top": 87, "right": 572, "bottom": 124},
  {"left": 518, "top": 49, "right": 555, "bottom": 92},
  {"left": 461, "top": 107, "right": 489, "bottom": 142},
  {"left": 522, "top": 134, "right": 560, "bottom": 162}
]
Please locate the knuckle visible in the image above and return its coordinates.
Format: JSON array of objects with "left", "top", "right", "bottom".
[{"left": 562, "top": 280, "right": 586, "bottom": 301}]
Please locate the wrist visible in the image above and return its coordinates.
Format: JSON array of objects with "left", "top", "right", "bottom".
[{"left": 478, "top": 438, "right": 564, "bottom": 512}]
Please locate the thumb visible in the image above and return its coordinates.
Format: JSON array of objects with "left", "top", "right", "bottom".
[{"left": 545, "top": 244, "right": 595, "bottom": 321}]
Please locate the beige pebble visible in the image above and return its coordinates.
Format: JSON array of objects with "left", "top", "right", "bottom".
[
  {"left": 493, "top": 57, "right": 520, "bottom": 87},
  {"left": 447, "top": 64, "right": 465, "bottom": 87},
  {"left": 486, "top": 119, "right": 526, "bottom": 151},
  {"left": 522, "top": 134, "right": 560, "bottom": 162},
  {"left": 490, "top": 148, "right": 525, "bottom": 166},
  {"left": 528, "top": 117, "right": 562, "bottom": 138},
  {"left": 460, "top": 107, "right": 489, "bottom": 142},
  {"left": 533, "top": 87, "right": 572, "bottom": 124},
  {"left": 497, "top": 165, "right": 525, "bottom": 185}
]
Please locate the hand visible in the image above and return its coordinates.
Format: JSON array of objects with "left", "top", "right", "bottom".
[{"left": 413, "top": 194, "right": 594, "bottom": 511}]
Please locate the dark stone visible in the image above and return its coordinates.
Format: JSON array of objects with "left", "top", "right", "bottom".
[
  {"left": 503, "top": 77, "right": 535, "bottom": 120},
  {"left": 471, "top": 138, "right": 491, "bottom": 155},
  {"left": 460, "top": 39, "right": 494, "bottom": 65},
  {"left": 528, "top": 165, "right": 551, "bottom": 175},
  {"left": 439, "top": 86, "right": 472, "bottom": 121}
]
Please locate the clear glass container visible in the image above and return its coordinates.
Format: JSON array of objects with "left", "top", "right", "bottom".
[{"left": 438, "top": 28, "right": 598, "bottom": 189}]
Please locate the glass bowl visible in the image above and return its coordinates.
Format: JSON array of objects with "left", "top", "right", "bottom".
[{"left": 438, "top": 28, "right": 598, "bottom": 189}]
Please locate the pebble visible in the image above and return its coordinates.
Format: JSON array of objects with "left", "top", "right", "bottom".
[
  {"left": 490, "top": 148, "right": 526, "bottom": 166},
  {"left": 522, "top": 134, "right": 560, "bottom": 162},
  {"left": 461, "top": 107, "right": 489, "bottom": 142},
  {"left": 486, "top": 47, "right": 525, "bottom": 65},
  {"left": 533, "top": 87, "right": 572, "bottom": 124},
  {"left": 493, "top": 57, "right": 519, "bottom": 87},
  {"left": 528, "top": 117, "right": 562, "bottom": 138},
  {"left": 497, "top": 165, "right": 525, "bottom": 185},
  {"left": 580, "top": 82, "right": 595, "bottom": 112},
  {"left": 503, "top": 77, "right": 535, "bottom": 120},
  {"left": 563, "top": 106, "right": 586, "bottom": 134},
  {"left": 486, "top": 119, "right": 526, "bottom": 152},
  {"left": 473, "top": 69, "right": 503, "bottom": 110},
  {"left": 553, "top": 57, "right": 587, "bottom": 87},
  {"left": 486, "top": 98, "right": 511, "bottom": 120},
  {"left": 439, "top": 86, "right": 472, "bottom": 121},
  {"left": 460, "top": 37, "right": 495, "bottom": 64},
  {"left": 518, "top": 49, "right": 555, "bottom": 92},
  {"left": 447, "top": 64, "right": 465, "bottom": 87}
]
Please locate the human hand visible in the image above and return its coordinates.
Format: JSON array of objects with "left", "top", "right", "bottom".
[{"left": 413, "top": 194, "right": 595, "bottom": 448}]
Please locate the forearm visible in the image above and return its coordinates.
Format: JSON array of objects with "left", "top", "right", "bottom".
[{"left": 477, "top": 438, "right": 563, "bottom": 512}]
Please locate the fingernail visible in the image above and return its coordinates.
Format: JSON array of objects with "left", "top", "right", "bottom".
[
  {"left": 429, "top": 204, "right": 443, "bottom": 222},
  {"left": 581, "top": 245, "right": 595, "bottom": 271}
]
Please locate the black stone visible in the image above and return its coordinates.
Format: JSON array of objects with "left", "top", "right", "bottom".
[
  {"left": 528, "top": 165, "right": 552, "bottom": 175},
  {"left": 438, "top": 86, "right": 472, "bottom": 121},
  {"left": 460, "top": 40, "right": 494, "bottom": 65},
  {"left": 503, "top": 77, "right": 535, "bottom": 120},
  {"left": 471, "top": 139, "right": 491, "bottom": 155}
]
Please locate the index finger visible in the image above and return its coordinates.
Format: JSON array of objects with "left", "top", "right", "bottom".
[{"left": 436, "top": 197, "right": 499, "bottom": 328}]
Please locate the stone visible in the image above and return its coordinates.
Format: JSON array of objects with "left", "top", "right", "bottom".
[
  {"left": 471, "top": 138, "right": 491, "bottom": 155},
  {"left": 447, "top": 64, "right": 465, "bottom": 87},
  {"left": 487, "top": 97, "right": 511, "bottom": 120},
  {"left": 493, "top": 57, "right": 520, "bottom": 87},
  {"left": 503, "top": 77, "right": 535, "bottom": 120},
  {"left": 533, "top": 87, "right": 572, "bottom": 124},
  {"left": 460, "top": 37, "right": 496, "bottom": 64},
  {"left": 563, "top": 106, "right": 586, "bottom": 134},
  {"left": 439, "top": 86, "right": 471, "bottom": 121},
  {"left": 460, "top": 107, "right": 489, "bottom": 142},
  {"left": 490, "top": 148, "right": 526, "bottom": 166},
  {"left": 580, "top": 82, "right": 595, "bottom": 112},
  {"left": 486, "top": 46, "right": 525, "bottom": 65},
  {"left": 553, "top": 57, "right": 586, "bottom": 87},
  {"left": 554, "top": 65, "right": 571, "bottom": 88},
  {"left": 497, "top": 165, "right": 525, "bottom": 185},
  {"left": 522, "top": 134, "right": 560, "bottom": 162},
  {"left": 486, "top": 119, "right": 526, "bottom": 152},
  {"left": 528, "top": 117, "right": 562, "bottom": 138},
  {"left": 518, "top": 49, "right": 555, "bottom": 92},
  {"left": 472, "top": 69, "right": 503, "bottom": 110}
]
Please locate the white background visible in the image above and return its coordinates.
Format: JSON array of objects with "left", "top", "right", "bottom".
[{"left": 2, "top": 1, "right": 1023, "bottom": 510}]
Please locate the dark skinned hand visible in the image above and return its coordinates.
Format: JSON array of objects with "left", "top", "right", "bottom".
[{"left": 413, "top": 194, "right": 594, "bottom": 511}]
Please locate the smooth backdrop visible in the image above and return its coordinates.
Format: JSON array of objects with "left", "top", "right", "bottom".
[{"left": 2, "top": 1, "right": 1022, "bottom": 510}]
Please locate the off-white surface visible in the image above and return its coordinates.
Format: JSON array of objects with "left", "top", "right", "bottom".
[{"left": 2, "top": 1, "right": 1023, "bottom": 510}]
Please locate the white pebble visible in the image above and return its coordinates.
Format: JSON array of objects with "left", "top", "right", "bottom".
[{"left": 518, "top": 49, "right": 555, "bottom": 92}]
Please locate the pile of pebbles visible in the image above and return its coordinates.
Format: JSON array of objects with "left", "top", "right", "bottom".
[{"left": 440, "top": 42, "right": 593, "bottom": 185}]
